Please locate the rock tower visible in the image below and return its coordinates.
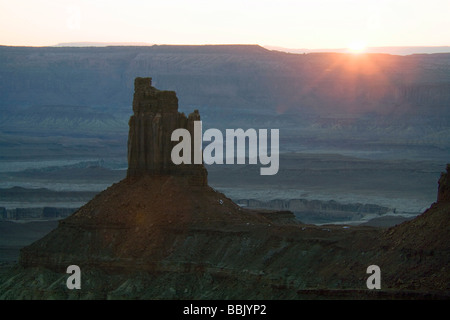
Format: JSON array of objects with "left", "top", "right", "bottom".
[
  {"left": 127, "top": 77, "right": 207, "bottom": 186},
  {"left": 437, "top": 164, "right": 450, "bottom": 202}
]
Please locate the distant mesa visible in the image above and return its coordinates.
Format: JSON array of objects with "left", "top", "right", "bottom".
[{"left": 53, "top": 42, "right": 154, "bottom": 47}]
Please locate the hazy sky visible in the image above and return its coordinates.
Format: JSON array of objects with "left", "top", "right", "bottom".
[{"left": 0, "top": 0, "right": 449, "bottom": 48}]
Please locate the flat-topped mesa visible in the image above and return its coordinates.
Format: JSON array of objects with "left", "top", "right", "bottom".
[{"left": 127, "top": 77, "right": 207, "bottom": 185}]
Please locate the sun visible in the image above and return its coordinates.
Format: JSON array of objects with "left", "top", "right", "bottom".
[{"left": 347, "top": 41, "right": 367, "bottom": 54}]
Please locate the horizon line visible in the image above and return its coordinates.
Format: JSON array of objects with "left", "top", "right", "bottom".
[{"left": 1, "top": 42, "right": 450, "bottom": 55}]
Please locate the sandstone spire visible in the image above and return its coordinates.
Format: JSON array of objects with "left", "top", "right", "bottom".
[{"left": 127, "top": 77, "right": 207, "bottom": 186}]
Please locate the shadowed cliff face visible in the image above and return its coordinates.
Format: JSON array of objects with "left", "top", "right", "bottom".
[
  {"left": 127, "top": 77, "right": 207, "bottom": 185},
  {"left": 438, "top": 164, "right": 450, "bottom": 202}
]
